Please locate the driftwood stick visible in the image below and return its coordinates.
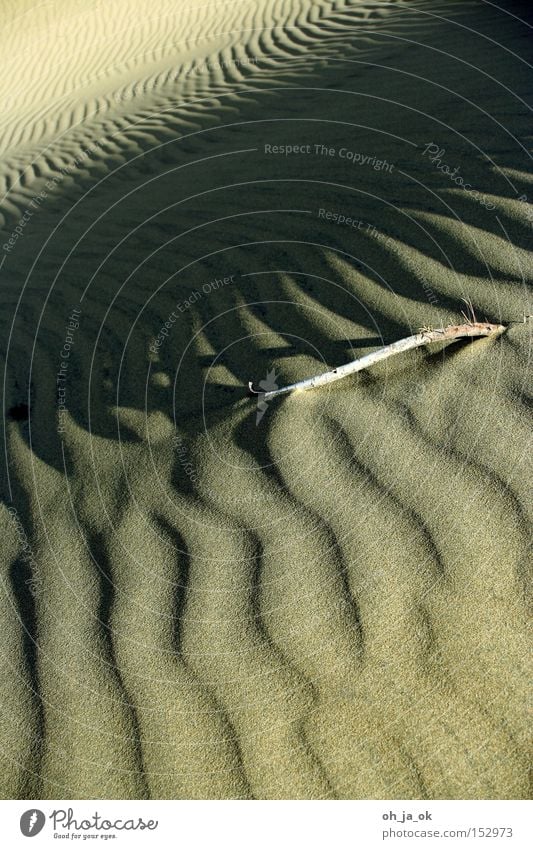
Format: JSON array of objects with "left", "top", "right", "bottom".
[{"left": 248, "top": 322, "right": 506, "bottom": 400}]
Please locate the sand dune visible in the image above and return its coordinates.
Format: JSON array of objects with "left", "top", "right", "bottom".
[{"left": 0, "top": 0, "right": 531, "bottom": 799}]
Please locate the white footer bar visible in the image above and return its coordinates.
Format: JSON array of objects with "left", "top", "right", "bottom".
[{"left": 2, "top": 799, "right": 530, "bottom": 848}]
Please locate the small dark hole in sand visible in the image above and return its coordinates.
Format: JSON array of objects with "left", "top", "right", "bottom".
[{"left": 8, "top": 402, "right": 29, "bottom": 421}]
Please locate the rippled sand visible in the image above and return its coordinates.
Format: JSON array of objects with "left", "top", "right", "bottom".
[{"left": 0, "top": 0, "right": 531, "bottom": 799}]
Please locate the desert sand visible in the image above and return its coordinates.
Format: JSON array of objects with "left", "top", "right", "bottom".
[{"left": 0, "top": 0, "right": 531, "bottom": 799}]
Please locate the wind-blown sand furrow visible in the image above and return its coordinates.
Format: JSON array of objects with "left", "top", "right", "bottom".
[
  {"left": 103, "top": 505, "right": 252, "bottom": 799},
  {"left": 266, "top": 398, "right": 529, "bottom": 797},
  {"left": 175, "top": 503, "right": 335, "bottom": 799},
  {"left": 399, "top": 342, "right": 532, "bottom": 545},
  {"left": 404, "top": 345, "right": 533, "bottom": 527},
  {"left": 268, "top": 399, "right": 445, "bottom": 666},
  {"left": 191, "top": 410, "right": 482, "bottom": 799},
  {"left": 0, "top": 512, "right": 42, "bottom": 799},
  {"left": 195, "top": 418, "right": 363, "bottom": 687},
  {"left": 328, "top": 388, "right": 528, "bottom": 586},
  {"left": 406, "top": 211, "right": 532, "bottom": 283},
  {"left": 325, "top": 394, "right": 530, "bottom": 755},
  {"left": 3, "top": 434, "right": 147, "bottom": 799}
]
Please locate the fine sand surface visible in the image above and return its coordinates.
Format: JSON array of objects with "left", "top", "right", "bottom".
[{"left": 0, "top": 0, "right": 531, "bottom": 799}]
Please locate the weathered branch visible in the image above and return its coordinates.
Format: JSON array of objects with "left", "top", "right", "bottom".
[{"left": 248, "top": 322, "right": 506, "bottom": 400}]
